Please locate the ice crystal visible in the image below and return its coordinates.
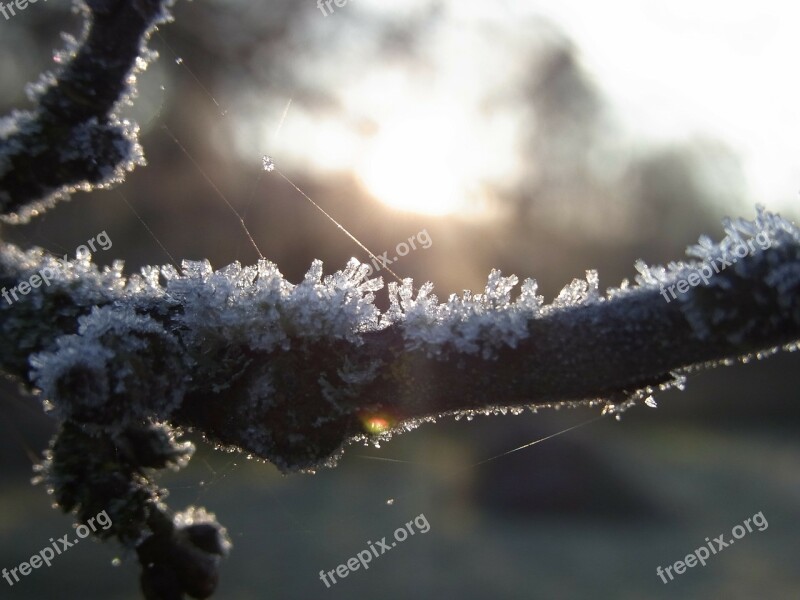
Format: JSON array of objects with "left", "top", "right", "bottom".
[
  {"left": 548, "top": 269, "right": 602, "bottom": 311},
  {"left": 0, "top": 0, "right": 171, "bottom": 224},
  {"left": 382, "top": 269, "right": 544, "bottom": 359},
  {"left": 30, "top": 306, "right": 186, "bottom": 430},
  {"left": 173, "top": 507, "right": 232, "bottom": 557},
  {"left": 0, "top": 207, "right": 796, "bottom": 472},
  {"left": 621, "top": 206, "right": 798, "bottom": 296},
  {"left": 167, "top": 257, "right": 384, "bottom": 356}
]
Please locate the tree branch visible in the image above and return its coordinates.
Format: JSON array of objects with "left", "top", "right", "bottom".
[
  {"left": 1, "top": 2, "right": 798, "bottom": 599},
  {"left": 0, "top": 0, "right": 171, "bottom": 223},
  {"left": 2, "top": 209, "right": 799, "bottom": 474}
]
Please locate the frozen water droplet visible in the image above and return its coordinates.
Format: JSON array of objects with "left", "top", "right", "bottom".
[
  {"left": 386, "top": 498, "right": 394, "bottom": 506},
  {"left": 160, "top": 85, "right": 165, "bottom": 91},
  {"left": 615, "top": 414, "right": 622, "bottom": 421},
  {"left": 111, "top": 558, "right": 121, "bottom": 567},
  {"left": 262, "top": 155, "right": 275, "bottom": 172},
  {"left": 175, "top": 58, "right": 184, "bottom": 65},
  {"left": 644, "top": 397, "right": 657, "bottom": 408}
]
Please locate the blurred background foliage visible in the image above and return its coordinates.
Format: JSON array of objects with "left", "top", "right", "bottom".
[{"left": 0, "top": 1, "right": 798, "bottom": 598}]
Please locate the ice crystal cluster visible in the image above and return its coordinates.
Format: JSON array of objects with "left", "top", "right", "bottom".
[
  {"left": 137, "top": 505, "right": 232, "bottom": 599},
  {"left": 383, "top": 271, "right": 546, "bottom": 359},
  {"left": 30, "top": 305, "right": 186, "bottom": 429},
  {"left": 168, "top": 257, "right": 383, "bottom": 355},
  {"left": 0, "top": 205, "right": 794, "bottom": 473},
  {"left": 627, "top": 206, "right": 800, "bottom": 344},
  {"left": 7, "top": 249, "right": 611, "bottom": 461},
  {"left": 0, "top": 0, "right": 171, "bottom": 224},
  {"left": 34, "top": 421, "right": 195, "bottom": 545},
  {"left": 2, "top": 254, "right": 385, "bottom": 451}
]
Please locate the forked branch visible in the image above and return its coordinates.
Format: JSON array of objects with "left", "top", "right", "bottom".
[{"left": 1, "top": 2, "right": 798, "bottom": 599}]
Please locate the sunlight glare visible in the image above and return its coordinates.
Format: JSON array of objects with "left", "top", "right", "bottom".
[{"left": 356, "top": 108, "right": 475, "bottom": 215}]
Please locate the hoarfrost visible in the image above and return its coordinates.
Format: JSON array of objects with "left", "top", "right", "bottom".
[
  {"left": 382, "top": 269, "right": 544, "bottom": 359},
  {"left": 166, "top": 257, "right": 383, "bottom": 355},
  {"left": 1, "top": 207, "right": 796, "bottom": 467},
  {"left": 548, "top": 269, "right": 602, "bottom": 311},
  {"left": 30, "top": 306, "right": 186, "bottom": 430},
  {"left": 0, "top": 0, "right": 171, "bottom": 223}
]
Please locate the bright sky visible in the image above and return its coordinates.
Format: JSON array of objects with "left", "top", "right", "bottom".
[
  {"left": 234, "top": 0, "right": 800, "bottom": 217},
  {"left": 530, "top": 0, "right": 800, "bottom": 213}
]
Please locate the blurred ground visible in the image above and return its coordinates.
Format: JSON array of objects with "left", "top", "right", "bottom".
[{"left": 2, "top": 369, "right": 799, "bottom": 599}]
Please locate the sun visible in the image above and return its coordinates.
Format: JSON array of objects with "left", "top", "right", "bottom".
[{"left": 355, "top": 108, "right": 478, "bottom": 216}]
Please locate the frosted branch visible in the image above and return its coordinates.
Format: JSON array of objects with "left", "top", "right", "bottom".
[
  {"left": 0, "top": 0, "right": 173, "bottom": 223},
  {"left": 1, "top": 2, "right": 799, "bottom": 598},
  {"left": 2, "top": 208, "right": 798, "bottom": 474}
]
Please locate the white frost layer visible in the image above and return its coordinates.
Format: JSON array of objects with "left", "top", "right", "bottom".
[{"left": 3, "top": 207, "right": 796, "bottom": 370}]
